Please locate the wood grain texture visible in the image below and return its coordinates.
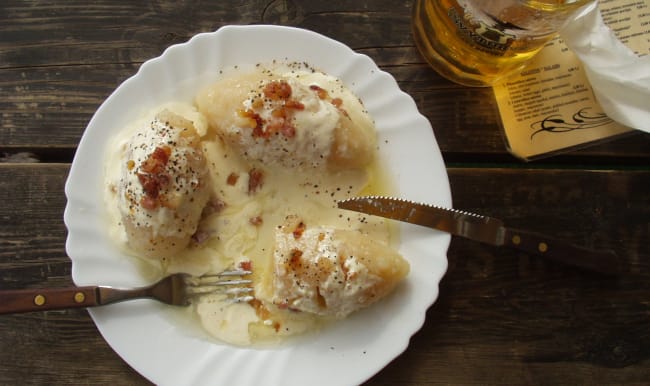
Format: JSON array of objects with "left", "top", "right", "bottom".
[
  {"left": 1, "top": 0, "right": 649, "bottom": 384},
  {"left": 0, "top": 165, "right": 648, "bottom": 385},
  {"left": 2, "top": 0, "right": 649, "bottom": 159}
]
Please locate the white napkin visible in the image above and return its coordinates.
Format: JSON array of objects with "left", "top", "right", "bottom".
[{"left": 560, "top": 2, "right": 650, "bottom": 132}]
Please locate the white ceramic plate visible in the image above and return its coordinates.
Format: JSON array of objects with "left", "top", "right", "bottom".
[{"left": 64, "top": 25, "right": 451, "bottom": 386}]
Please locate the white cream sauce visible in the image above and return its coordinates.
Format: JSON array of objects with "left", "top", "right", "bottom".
[{"left": 104, "top": 63, "right": 398, "bottom": 346}]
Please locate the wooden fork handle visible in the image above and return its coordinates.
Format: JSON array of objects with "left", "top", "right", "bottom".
[{"left": 0, "top": 286, "right": 100, "bottom": 314}]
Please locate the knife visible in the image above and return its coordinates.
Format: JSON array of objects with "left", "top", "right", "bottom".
[{"left": 337, "top": 196, "right": 620, "bottom": 275}]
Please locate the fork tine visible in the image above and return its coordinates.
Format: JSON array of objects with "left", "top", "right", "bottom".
[
  {"left": 214, "top": 269, "right": 252, "bottom": 277},
  {"left": 183, "top": 269, "right": 254, "bottom": 303},
  {"left": 193, "top": 278, "right": 252, "bottom": 286}
]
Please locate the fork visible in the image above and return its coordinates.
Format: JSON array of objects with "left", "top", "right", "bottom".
[{"left": 0, "top": 269, "right": 253, "bottom": 315}]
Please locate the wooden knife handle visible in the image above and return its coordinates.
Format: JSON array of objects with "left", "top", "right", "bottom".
[
  {"left": 503, "top": 228, "right": 621, "bottom": 275},
  {"left": 0, "top": 286, "right": 100, "bottom": 314}
]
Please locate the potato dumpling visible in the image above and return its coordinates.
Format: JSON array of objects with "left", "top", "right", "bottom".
[
  {"left": 258, "top": 216, "right": 409, "bottom": 319},
  {"left": 117, "top": 109, "right": 210, "bottom": 259},
  {"left": 196, "top": 67, "right": 376, "bottom": 171}
]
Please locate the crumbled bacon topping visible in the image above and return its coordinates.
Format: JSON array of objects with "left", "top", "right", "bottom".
[
  {"left": 249, "top": 298, "right": 282, "bottom": 331},
  {"left": 309, "top": 85, "right": 347, "bottom": 116},
  {"left": 249, "top": 216, "right": 263, "bottom": 226},
  {"left": 136, "top": 145, "right": 172, "bottom": 210},
  {"left": 139, "top": 195, "right": 158, "bottom": 210},
  {"left": 271, "top": 107, "right": 287, "bottom": 119},
  {"left": 141, "top": 145, "right": 171, "bottom": 174},
  {"left": 292, "top": 221, "right": 306, "bottom": 239},
  {"left": 239, "top": 260, "right": 253, "bottom": 271},
  {"left": 246, "top": 80, "right": 307, "bottom": 140},
  {"left": 284, "top": 99, "right": 305, "bottom": 110},
  {"left": 238, "top": 109, "right": 265, "bottom": 135},
  {"left": 309, "top": 84, "right": 329, "bottom": 99},
  {"left": 263, "top": 80, "right": 292, "bottom": 100},
  {"left": 226, "top": 172, "right": 239, "bottom": 185},
  {"left": 289, "top": 249, "right": 303, "bottom": 268}
]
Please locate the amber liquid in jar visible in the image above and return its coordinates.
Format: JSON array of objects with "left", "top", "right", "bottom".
[{"left": 412, "top": 0, "right": 591, "bottom": 86}]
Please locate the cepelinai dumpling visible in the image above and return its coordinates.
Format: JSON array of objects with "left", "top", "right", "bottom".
[
  {"left": 258, "top": 216, "right": 409, "bottom": 319},
  {"left": 117, "top": 109, "right": 210, "bottom": 259},
  {"left": 195, "top": 66, "right": 376, "bottom": 170}
]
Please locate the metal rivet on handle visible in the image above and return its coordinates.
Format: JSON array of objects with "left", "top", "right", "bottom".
[
  {"left": 74, "top": 292, "right": 85, "bottom": 303},
  {"left": 33, "top": 294, "right": 46, "bottom": 306},
  {"left": 538, "top": 242, "right": 548, "bottom": 253}
]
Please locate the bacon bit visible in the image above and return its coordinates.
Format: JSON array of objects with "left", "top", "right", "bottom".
[
  {"left": 238, "top": 109, "right": 265, "bottom": 134},
  {"left": 292, "top": 221, "right": 306, "bottom": 239},
  {"left": 285, "top": 99, "right": 305, "bottom": 110},
  {"left": 237, "top": 108, "right": 254, "bottom": 119},
  {"left": 249, "top": 298, "right": 272, "bottom": 320},
  {"left": 226, "top": 172, "right": 239, "bottom": 185},
  {"left": 251, "top": 125, "right": 266, "bottom": 138},
  {"left": 154, "top": 145, "right": 171, "bottom": 162},
  {"left": 249, "top": 216, "right": 263, "bottom": 226},
  {"left": 137, "top": 173, "right": 158, "bottom": 198},
  {"left": 271, "top": 107, "right": 287, "bottom": 119},
  {"left": 263, "top": 80, "right": 292, "bottom": 100},
  {"left": 289, "top": 249, "right": 303, "bottom": 268},
  {"left": 141, "top": 146, "right": 171, "bottom": 174},
  {"left": 140, "top": 195, "right": 158, "bottom": 210},
  {"left": 247, "top": 168, "right": 264, "bottom": 194},
  {"left": 242, "top": 106, "right": 270, "bottom": 138},
  {"left": 140, "top": 156, "right": 158, "bottom": 174},
  {"left": 309, "top": 84, "right": 329, "bottom": 99},
  {"left": 245, "top": 83, "right": 304, "bottom": 140},
  {"left": 239, "top": 260, "right": 253, "bottom": 271},
  {"left": 136, "top": 146, "right": 174, "bottom": 210},
  {"left": 251, "top": 97, "right": 264, "bottom": 109},
  {"left": 277, "top": 301, "right": 289, "bottom": 309},
  {"left": 250, "top": 299, "right": 282, "bottom": 331},
  {"left": 137, "top": 172, "right": 170, "bottom": 198},
  {"left": 331, "top": 97, "right": 343, "bottom": 107}
]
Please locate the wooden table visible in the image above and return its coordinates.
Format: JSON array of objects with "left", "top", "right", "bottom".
[{"left": 1, "top": 1, "right": 649, "bottom": 384}]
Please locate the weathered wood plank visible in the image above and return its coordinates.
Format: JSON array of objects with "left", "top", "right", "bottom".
[
  {"left": 2, "top": 1, "right": 649, "bottom": 385},
  {"left": 2, "top": 1, "right": 649, "bottom": 159},
  {"left": 0, "top": 311, "right": 147, "bottom": 385},
  {"left": 3, "top": 165, "right": 647, "bottom": 278},
  {"left": 2, "top": 57, "right": 648, "bottom": 159},
  {"left": 0, "top": 0, "right": 413, "bottom": 69},
  {"left": 1, "top": 164, "right": 648, "bottom": 385}
]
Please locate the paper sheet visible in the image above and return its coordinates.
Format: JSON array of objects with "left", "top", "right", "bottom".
[{"left": 493, "top": 0, "right": 650, "bottom": 160}]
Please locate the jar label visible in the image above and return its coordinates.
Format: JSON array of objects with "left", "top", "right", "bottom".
[{"left": 448, "top": 7, "right": 516, "bottom": 56}]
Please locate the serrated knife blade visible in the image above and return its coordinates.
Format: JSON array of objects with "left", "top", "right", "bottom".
[{"left": 337, "top": 196, "right": 620, "bottom": 275}]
